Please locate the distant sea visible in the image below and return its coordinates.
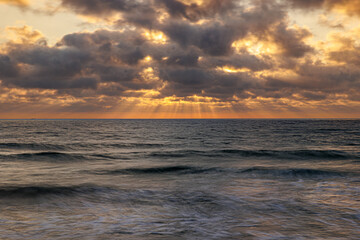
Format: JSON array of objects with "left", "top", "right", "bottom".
[{"left": 0, "top": 119, "right": 359, "bottom": 239}]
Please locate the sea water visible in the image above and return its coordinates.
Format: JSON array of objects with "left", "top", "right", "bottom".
[{"left": 0, "top": 119, "right": 359, "bottom": 239}]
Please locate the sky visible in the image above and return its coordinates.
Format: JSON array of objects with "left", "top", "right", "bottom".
[{"left": 0, "top": 0, "right": 360, "bottom": 119}]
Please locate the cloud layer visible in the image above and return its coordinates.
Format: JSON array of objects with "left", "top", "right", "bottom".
[{"left": 0, "top": 0, "right": 359, "bottom": 117}]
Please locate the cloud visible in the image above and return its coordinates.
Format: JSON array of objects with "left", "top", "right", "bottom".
[
  {"left": 120, "top": 5, "right": 158, "bottom": 28},
  {"left": 287, "top": 0, "right": 360, "bottom": 16},
  {"left": 203, "top": 53, "right": 273, "bottom": 72},
  {"left": 161, "top": 20, "right": 244, "bottom": 56},
  {"left": 61, "top": 0, "right": 136, "bottom": 16},
  {"left": 158, "top": 1, "right": 289, "bottom": 57},
  {"left": 1, "top": 0, "right": 360, "bottom": 117},
  {"left": 0, "top": 54, "right": 18, "bottom": 78},
  {"left": 156, "top": 0, "right": 235, "bottom": 22},
  {"left": 271, "top": 23, "right": 313, "bottom": 58},
  {"left": 318, "top": 14, "right": 344, "bottom": 29},
  {"left": 265, "top": 63, "right": 360, "bottom": 98},
  {"left": 163, "top": 51, "right": 199, "bottom": 67},
  {"left": 1, "top": 29, "right": 162, "bottom": 94},
  {"left": 0, "top": 0, "right": 28, "bottom": 8},
  {"left": 157, "top": 65, "right": 259, "bottom": 99},
  {"left": 4, "top": 45, "right": 95, "bottom": 89},
  {"left": 287, "top": 0, "right": 325, "bottom": 9},
  {"left": 61, "top": 0, "right": 236, "bottom": 23},
  {"left": 159, "top": 68, "right": 209, "bottom": 97},
  {"left": 58, "top": 29, "right": 147, "bottom": 66},
  {"left": 324, "top": 32, "right": 360, "bottom": 66},
  {"left": 5, "top": 25, "right": 46, "bottom": 45}
]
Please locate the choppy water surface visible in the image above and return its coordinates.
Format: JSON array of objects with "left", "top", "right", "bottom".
[{"left": 0, "top": 119, "right": 359, "bottom": 239}]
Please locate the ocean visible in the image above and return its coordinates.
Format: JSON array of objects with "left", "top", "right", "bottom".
[{"left": 0, "top": 119, "right": 359, "bottom": 239}]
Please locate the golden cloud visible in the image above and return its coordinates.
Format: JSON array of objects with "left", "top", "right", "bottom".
[
  {"left": 329, "top": 1, "right": 360, "bottom": 16},
  {"left": 5, "top": 25, "right": 45, "bottom": 45},
  {"left": 0, "top": 0, "right": 28, "bottom": 7}
]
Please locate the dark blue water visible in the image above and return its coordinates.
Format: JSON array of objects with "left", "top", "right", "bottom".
[{"left": 0, "top": 119, "right": 359, "bottom": 239}]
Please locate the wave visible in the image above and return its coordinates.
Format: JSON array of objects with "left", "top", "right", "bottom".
[
  {"left": 148, "top": 149, "right": 358, "bottom": 160},
  {"left": 149, "top": 150, "right": 206, "bottom": 158},
  {"left": 19, "top": 151, "right": 68, "bottom": 157},
  {"left": 109, "top": 143, "right": 165, "bottom": 148},
  {"left": 3, "top": 149, "right": 356, "bottom": 161},
  {"left": 89, "top": 154, "right": 120, "bottom": 160},
  {"left": 217, "top": 149, "right": 358, "bottom": 159},
  {"left": 96, "top": 166, "right": 221, "bottom": 175},
  {"left": 1, "top": 151, "right": 87, "bottom": 161},
  {"left": 0, "top": 142, "right": 66, "bottom": 151},
  {"left": 0, "top": 185, "right": 232, "bottom": 212},
  {"left": 239, "top": 167, "right": 348, "bottom": 178},
  {"left": 94, "top": 165, "right": 352, "bottom": 178},
  {"left": 0, "top": 185, "right": 114, "bottom": 198}
]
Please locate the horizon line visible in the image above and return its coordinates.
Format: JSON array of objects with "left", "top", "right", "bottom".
[{"left": 1, "top": 118, "right": 359, "bottom": 120}]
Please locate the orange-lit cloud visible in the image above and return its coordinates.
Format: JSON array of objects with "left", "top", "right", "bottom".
[
  {"left": 5, "top": 25, "right": 45, "bottom": 45},
  {"left": 288, "top": 0, "right": 360, "bottom": 17},
  {"left": 0, "top": 0, "right": 28, "bottom": 8}
]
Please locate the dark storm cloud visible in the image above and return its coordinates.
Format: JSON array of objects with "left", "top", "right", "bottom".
[
  {"left": 295, "top": 64, "right": 360, "bottom": 90},
  {"left": 156, "top": 0, "right": 234, "bottom": 22},
  {"left": 205, "top": 71, "right": 256, "bottom": 98},
  {"left": 59, "top": 29, "right": 145, "bottom": 50},
  {"left": 271, "top": 22, "right": 313, "bottom": 58},
  {"left": 10, "top": 46, "right": 90, "bottom": 77},
  {"left": 6, "top": 71, "right": 98, "bottom": 90},
  {"left": 263, "top": 63, "right": 360, "bottom": 100},
  {"left": 161, "top": 21, "right": 244, "bottom": 56},
  {"left": 158, "top": 66, "right": 257, "bottom": 98},
  {"left": 143, "top": 42, "right": 202, "bottom": 66},
  {"left": 287, "top": 0, "right": 325, "bottom": 8},
  {"left": 0, "top": 30, "right": 147, "bottom": 90},
  {"left": 0, "top": 0, "right": 312, "bottom": 99},
  {"left": 159, "top": 67, "right": 214, "bottom": 97},
  {"left": 84, "top": 64, "right": 136, "bottom": 84},
  {"left": 0, "top": 45, "right": 97, "bottom": 89},
  {"left": 156, "top": 0, "right": 189, "bottom": 19},
  {"left": 61, "top": 0, "right": 309, "bottom": 60},
  {"left": 328, "top": 48, "right": 360, "bottom": 66},
  {"left": 61, "top": 0, "right": 136, "bottom": 16},
  {"left": 59, "top": 30, "right": 147, "bottom": 66},
  {"left": 159, "top": 0, "right": 311, "bottom": 58},
  {"left": 160, "top": 68, "right": 208, "bottom": 86},
  {"left": 197, "top": 23, "right": 242, "bottom": 56},
  {"left": 62, "top": 0, "right": 159, "bottom": 28},
  {"left": 61, "top": 0, "right": 235, "bottom": 23},
  {"left": 0, "top": 54, "right": 18, "bottom": 78},
  {"left": 118, "top": 47, "right": 145, "bottom": 65},
  {"left": 120, "top": 6, "right": 158, "bottom": 28},
  {"left": 163, "top": 52, "right": 199, "bottom": 67}
]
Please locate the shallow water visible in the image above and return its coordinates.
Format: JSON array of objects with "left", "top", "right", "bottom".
[{"left": 0, "top": 119, "right": 359, "bottom": 239}]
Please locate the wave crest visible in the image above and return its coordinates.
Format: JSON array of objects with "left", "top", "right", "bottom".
[{"left": 96, "top": 166, "right": 221, "bottom": 175}]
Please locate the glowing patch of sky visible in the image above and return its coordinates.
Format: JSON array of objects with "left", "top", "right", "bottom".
[
  {"left": 0, "top": 3, "right": 81, "bottom": 45},
  {"left": 289, "top": 9, "right": 360, "bottom": 42}
]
